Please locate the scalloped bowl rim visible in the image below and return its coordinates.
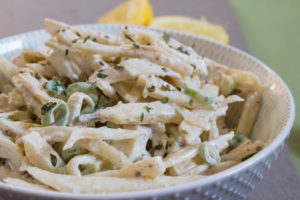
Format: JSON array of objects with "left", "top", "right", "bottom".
[{"left": 0, "top": 24, "right": 295, "bottom": 199}]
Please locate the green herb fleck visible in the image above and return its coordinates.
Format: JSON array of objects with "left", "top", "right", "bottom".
[
  {"left": 161, "top": 84, "right": 171, "bottom": 91},
  {"left": 132, "top": 43, "right": 140, "bottom": 48},
  {"left": 140, "top": 112, "right": 144, "bottom": 121},
  {"left": 161, "top": 67, "right": 168, "bottom": 72},
  {"left": 50, "top": 154, "right": 57, "bottom": 167},
  {"left": 83, "top": 36, "right": 90, "bottom": 43},
  {"left": 146, "top": 43, "right": 151, "bottom": 45},
  {"left": 163, "top": 32, "right": 171, "bottom": 43},
  {"left": 61, "top": 28, "right": 66, "bottom": 32},
  {"left": 72, "top": 39, "right": 79, "bottom": 43},
  {"left": 97, "top": 72, "right": 108, "bottom": 78},
  {"left": 192, "top": 44, "right": 196, "bottom": 49},
  {"left": 189, "top": 99, "right": 194, "bottom": 106},
  {"left": 75, "top": 32, "right": 81, "bottom": 37},
  {"left": 191, "top": 64, "right": 196, "bottom": 70},
  {"left": 165, "top": 131, "right": 171, "bottom": 138},
  {"left": 181, "top": 129, "right": 188, "bottom": 135},
  {"left": 176, "top": 87, "right": 182, "bottom": 92},
  {"left": 114, "top": 65, "right": 124, "bottom": 70},
  {"left": 231, "top": 89, "right": 242, "bottom": 95},
  {"left": 30, "top": 113, "right": 38, "bottom": 122},
  {"left": 150, "top": 144, "right": 163, "bottom": 155},
  {"left": 160, "top": 97, "right": 169, "bottom": 104},
  {"left": 123, "top": 31, "right": 139, "bottom": 47},
  {"left": 92, "top": 38, "right": 97, "bottom": 42},
  {"left": 65, "top": 49, "right": 69, "bottom": 56},
  {"left": 147, "top": 85, "right": 155, "bottom": 93},
  {"left": 177, "top": 46, "right": 190, "bottom": 55},
  {"left": 112, "top": 57, "right": 121, "bottom": 64},
  {"left": 124, "top": 32, "right": 135, "bottom": 43},
  {"left": 144, "top": 106, "right": 152, "bottom": 112},
  {"left": 34, "top": 73, "right": 41, "bottom": 80},
  {"left": 98, "top": 61, "right": 104, "bottom": 66},
  {"left": 0, "top": 158, "right": 6, "bottom": 165}
]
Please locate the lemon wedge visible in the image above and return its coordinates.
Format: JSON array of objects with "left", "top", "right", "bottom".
[
  {"left": 98, "top": 0, "right": 153, "bottom": 26},
  {"left": 150, "top": 15, "right": 229, "bottom": 44}
]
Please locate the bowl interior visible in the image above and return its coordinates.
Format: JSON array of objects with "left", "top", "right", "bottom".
[{"left": 0, "top": 25, "right": 295, "bottom": 199}]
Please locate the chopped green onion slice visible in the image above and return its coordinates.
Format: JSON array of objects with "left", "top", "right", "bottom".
[
  {"left": 62, "top": 147, "right": 88, "bottom": 163},
  {"left": 160, "top": 97, "right": 169, "bottom": 104},
  {"left": 198, "top": 143, "right": 220, "bottom": 165},
  {"left": 50, "top": 154, "right": 57, "bottom": 167},
  {"left": 184, "top": 87, "right": 197, "bottom": 97},
  {"left": 229, "top": 131, "right": 247, "bottom": 149},
  {"left": 140, "top": 112, "right": 144, "bottom": 121},
  {"left": 54, "top": 167, "right": 68, "bottom": 175},
  {"left": 41, "top": 100, "right": 70, "bottom": 126},
  {"left": 45, "top": 80, "right": 66, "bottom": 96},
  {"left": 66, "top": 82, "right": 99, "bottom": 105},
  {"left": 83, "top": 162, "right": 101, "bottom": 174}
]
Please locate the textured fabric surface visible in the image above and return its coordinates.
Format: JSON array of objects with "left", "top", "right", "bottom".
[{"left": 0, "top": 0, "right": 299, "bottom": 199}]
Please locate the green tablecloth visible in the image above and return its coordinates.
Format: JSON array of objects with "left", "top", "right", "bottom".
[{"left": 229, "top": 0, "right": 300, "bottom": 175}]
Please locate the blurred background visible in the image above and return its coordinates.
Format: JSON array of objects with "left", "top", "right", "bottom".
[{"left": 0, "top": 0, "right": 299, "bottom": 199}]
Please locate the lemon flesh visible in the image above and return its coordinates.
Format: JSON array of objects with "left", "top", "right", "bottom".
[
  {"left": 150, "top": 15, "right": 229, "bottom": 44},
  {"left": 98, "top": 0, "right": 153, "bottom": 26}
]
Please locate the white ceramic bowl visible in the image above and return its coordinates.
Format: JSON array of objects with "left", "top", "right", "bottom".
[{"left": 0, "top": 25, "right": 295, "bottom": 200}]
